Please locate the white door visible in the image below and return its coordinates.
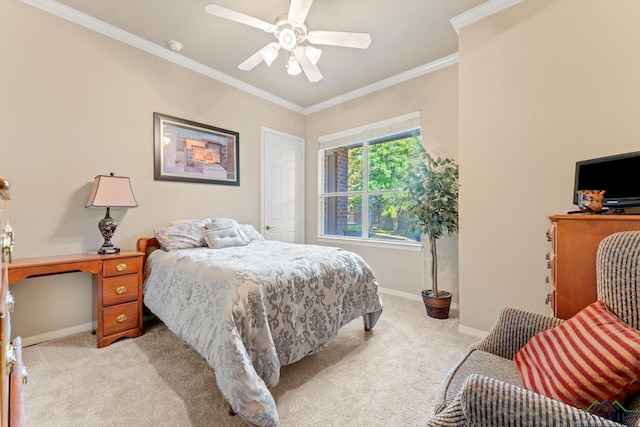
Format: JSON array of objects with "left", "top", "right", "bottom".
[{"left": 261, "top": 127, "right": 305, "bottom": 243}]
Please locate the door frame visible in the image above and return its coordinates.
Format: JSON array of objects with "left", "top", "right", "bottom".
[{"left": 260, "top": 126, "right": 305, "bottom": 242}]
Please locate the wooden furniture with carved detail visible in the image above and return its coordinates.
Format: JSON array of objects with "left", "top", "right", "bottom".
[
  {"left": 7, "top": 251, "right": 144, "bottom": 348},
  {"left": 1, "top": 253, "right": 23, "bottom": 427},
  {"left": 547, "top": 214, "right": 640, "bottom": 319},
  {"left": 1, "top": 176, "right": 25, "bottom": 427}
]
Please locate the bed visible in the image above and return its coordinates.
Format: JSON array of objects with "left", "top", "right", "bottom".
[{"left": 137, "top": 218, "right": 383, "bottom": 427}]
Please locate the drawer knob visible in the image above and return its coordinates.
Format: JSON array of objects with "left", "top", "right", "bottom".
[
  {"left": 116, "top": 263, "right": 128, "bottom": 272},
  {"left": 21, "top": 365, "right": 28, "bottom": 385},
  {"left": 116, "top": 314, "right": 127, "bottom": 323},
  {"left": 115, "top": 286, "right": 127, "bottom": 295},
  {"left": 5, "top": 290, "right": 15, "bottom": 313}
]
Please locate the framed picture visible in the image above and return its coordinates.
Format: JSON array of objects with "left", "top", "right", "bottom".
[{"left": 154, "top": 113, "right": 240, "bottom": 186}]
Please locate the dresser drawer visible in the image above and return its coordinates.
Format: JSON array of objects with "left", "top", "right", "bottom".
[
  {"left": 102, "top": 301, "right": 139, "bottom": 336},
  {"left": 103, "top": 257, "right": 140, "bottom": 278},
  {"left": 102, "top": 274, "right": 138, "bottom": 306}
]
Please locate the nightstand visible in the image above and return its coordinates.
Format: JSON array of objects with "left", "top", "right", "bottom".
[{"left": 8, "top": 251, "right": 144, "bottom": 348}]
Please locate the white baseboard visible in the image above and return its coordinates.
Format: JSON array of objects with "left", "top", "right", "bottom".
[
  {"left": 21, "top": 321, "right": 96, "bottom": 347},
  {"left": 21, "top": 289, "right": 473, "bottom": 347},
  {"left": 457, "top": 324, "right": 488, "bottom": 338},
  {"left": 378, "top": 286, "right": 460, "bottom": 310}
]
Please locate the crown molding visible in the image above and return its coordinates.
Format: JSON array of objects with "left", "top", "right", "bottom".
[
  {"left": 450, "top": 0, "right": 526, "bottom": 34},
  {"left": 22, "top": 0, "right": 461, "bottom": 115},
  {"left": 303, "top": 53, "right": 459, "bottom": 115},
  {"left": 21, "top": 0, "right": 306, "bottom": 114}
]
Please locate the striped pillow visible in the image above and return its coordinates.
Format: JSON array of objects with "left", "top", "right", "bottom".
[{"left": 514, "top": 300, "right": 640, "bottom": 410}]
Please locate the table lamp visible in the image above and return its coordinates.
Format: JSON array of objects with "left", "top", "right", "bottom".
[{"left": 85, "top": 173, "right": 138, "bottom": 254}]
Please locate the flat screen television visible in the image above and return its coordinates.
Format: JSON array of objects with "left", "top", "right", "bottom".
[{"left": 573, "top": 151, "right": 640, "bottom": 209}]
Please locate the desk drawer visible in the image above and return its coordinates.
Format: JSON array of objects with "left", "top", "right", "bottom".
[
  {"left": 103, "top": 274, "right": 138, "bottom": 306},
  {"left": 103, "top": 301, "right": 139, "bottom": 335},
  {"left": 103, "top": 257, "right": 140, "bottom": 277}
]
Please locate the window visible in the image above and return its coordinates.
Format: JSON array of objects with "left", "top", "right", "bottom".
[{"left": 319, "top": 112, "right": 422, "bottom": 243}]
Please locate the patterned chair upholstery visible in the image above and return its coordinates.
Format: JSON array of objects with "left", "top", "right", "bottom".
[{"left": 427, "top": 230, "right": 640, "bottom": 426}]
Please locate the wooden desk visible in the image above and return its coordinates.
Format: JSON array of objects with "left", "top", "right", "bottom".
[{"left": 8, "top": 251, "right": 144, "bottom": 348}]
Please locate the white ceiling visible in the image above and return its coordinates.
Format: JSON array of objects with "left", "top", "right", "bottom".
[{"left": 22, "top": 0, "right": 520, "bottom": 113}]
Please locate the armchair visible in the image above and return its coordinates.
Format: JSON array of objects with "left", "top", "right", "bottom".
[{"left": 428, "top": 231, "right": 640, "bottom": 426}]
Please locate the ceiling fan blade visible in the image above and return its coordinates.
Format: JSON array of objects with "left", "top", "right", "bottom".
[
  {"left": 307, "top": 31, "right": 371, "bottom": 49},
  {"left": 204, "top": 3, "right": 274, "bottom": 32},
  {"left": 238, "top": 50, "right": 265, "bottom": 71},
  {"left": 295, "top": 47, "right": 323, "bottom": 83},
  {"left": 288, "top": 0, "right": 314, "bottom": 25},
  {"left": 238, "top": 42, "right": 281, "bottom": 70}
]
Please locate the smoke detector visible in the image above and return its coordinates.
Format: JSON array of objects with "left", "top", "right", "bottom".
[{"left": 167, "top": 40, "right": 183, "bottom": 52}]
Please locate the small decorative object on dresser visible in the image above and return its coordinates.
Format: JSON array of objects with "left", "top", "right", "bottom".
[
  {"left": 85, "top": 173, "right": 138, "bottom": 254},
  {"left": 576, "top": 189, "right": 606, "bottom": 213}
]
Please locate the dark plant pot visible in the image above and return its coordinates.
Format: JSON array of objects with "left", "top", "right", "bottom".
[{"left": 421, "top": 290, "right": 452, "bottom": 319}]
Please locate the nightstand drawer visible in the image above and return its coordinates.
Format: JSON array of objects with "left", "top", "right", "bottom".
[
  {"left": 103, "top": 301, "right": 139, "bottom": 335},
  {"left": 103, "top": 257, "right": 140, "bottom": 277},
  {"left": 103, "top": 274, "right": 139, "bottom": 306}
]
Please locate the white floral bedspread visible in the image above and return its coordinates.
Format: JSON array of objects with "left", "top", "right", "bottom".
[{"left": 142, "top": 240, "right": 383, "bottom": 427}]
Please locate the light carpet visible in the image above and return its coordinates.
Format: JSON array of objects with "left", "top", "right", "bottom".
[{"left": 22, "top": 293, "right": 479, "bottom": 426}]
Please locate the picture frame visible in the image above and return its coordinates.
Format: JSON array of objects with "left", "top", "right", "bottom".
[{"left": 154, "top": 112, "right": 240, "bottom": 186}]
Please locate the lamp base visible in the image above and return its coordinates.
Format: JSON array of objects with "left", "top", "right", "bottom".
[
  {"left": 98, "top": 246, "right": 120, "bottom": 255},
  {"left": 97, "top": 207, "right": 119, "bottom": 255}
]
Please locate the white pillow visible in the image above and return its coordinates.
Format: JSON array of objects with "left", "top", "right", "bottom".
[
  {"left": 238, "top": 224, "right": 265, "bottom": 242},
  {"left": 207, "top": 218, "right": 240, "bottom": 230},
  {"left": 204, "top": 226, "right": 248, "bottom": 249},
  {"left": 169, "top": 218, "right": 201, "bottom": 226},
  {"left": 154, "top": 218, "right": 212, "bottom": 251}
]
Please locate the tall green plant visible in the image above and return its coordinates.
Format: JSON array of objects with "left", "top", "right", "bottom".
[{"left": 404, "top": 146, "right": 459, "bottom": 296}]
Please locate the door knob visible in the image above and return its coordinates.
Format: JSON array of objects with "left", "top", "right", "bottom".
[{"left": 265, "top": 225, "right": 275, "bottom": 230}]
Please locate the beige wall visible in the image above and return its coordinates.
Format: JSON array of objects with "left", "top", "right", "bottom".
[
  {"left": 305, "top": 65, "right": 460, "bottom": 299},
  {"left": 3, "top": 0, "right": 460, "bottom": 342},
  {"left": 458, "top": 0, "right": 640, "bottom": 332},
  {"left": 1, "top": 1, "right": 304, "bottom": 340}
]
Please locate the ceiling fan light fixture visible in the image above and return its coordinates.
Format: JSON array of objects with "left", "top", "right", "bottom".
[
  {"left": 286, "top": 55, "right": 302, "bottom": 75},
  {"left": 278, "top": 28, "right": 297, "bottom": 51},
  {"left": 304, "top": 46, "right": 322, "bottom": 65},
  {"left": 260, "top": 45, "right": 279, "bottom": 66},
  {"left": 204, "top": 1, "right": 371, "bottom": 83}
]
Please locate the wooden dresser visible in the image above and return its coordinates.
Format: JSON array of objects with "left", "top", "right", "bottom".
[{"left": 548, "top": 214, "right": 640, "bottom": 319}]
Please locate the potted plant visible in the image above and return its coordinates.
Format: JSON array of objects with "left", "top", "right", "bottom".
[{"left": 404, "top": 146, "right": 459, "bottom": 319}]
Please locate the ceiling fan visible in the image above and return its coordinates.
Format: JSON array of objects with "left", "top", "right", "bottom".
[{"left": 204, "top": 0, "right": 372, "bottom": 83}]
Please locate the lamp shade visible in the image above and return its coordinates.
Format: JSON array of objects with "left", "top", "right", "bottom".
[
  {"left": 85, "top": 174, "right": 138, "bottom": 208},
  {"left": 260, "top": 44, "right": 280, "bottom": 67},
  {"left": 287, "top": 56, "right": 302, "bottom": 76}
]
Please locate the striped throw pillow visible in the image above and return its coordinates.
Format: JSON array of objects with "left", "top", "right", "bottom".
[{"left": 514, "top": 300, "right": 640, "bottom": 410}]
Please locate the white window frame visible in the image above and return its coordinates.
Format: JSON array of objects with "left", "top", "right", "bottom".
[{"left": 317, "top": 112, "right": 422, "bottom": 250}]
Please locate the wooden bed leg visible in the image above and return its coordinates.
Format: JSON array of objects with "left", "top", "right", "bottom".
[
  {"left": 363, "top": 312, "right": 372, "bottom": 331},
  {"left": 228, "top": 405, "right": 236, "bottom": 416}
]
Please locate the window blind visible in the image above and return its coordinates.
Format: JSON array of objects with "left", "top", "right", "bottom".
[{"left": 318, "top": 111, "right": 421, "bottom": 151}]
